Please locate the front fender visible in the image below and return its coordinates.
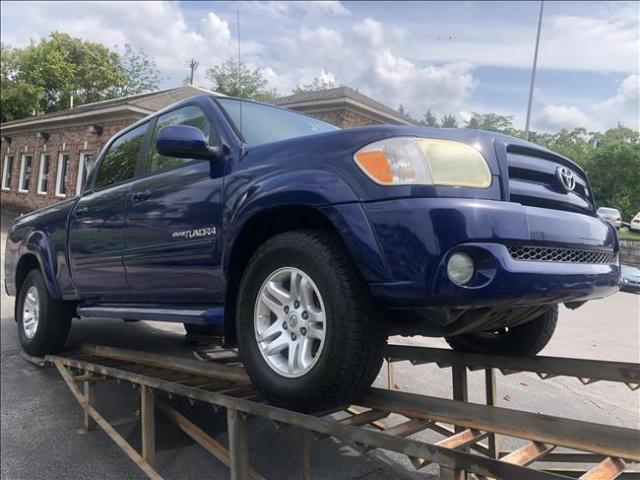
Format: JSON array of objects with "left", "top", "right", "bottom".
[{"left": 222, "top": 169, "right": 391, "bottom": 283}]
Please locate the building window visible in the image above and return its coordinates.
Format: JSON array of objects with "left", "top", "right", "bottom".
[
  {"left": 18, "top": 154, "right": 33, "bottom": 193},
  {"left": 2, "top": 155, "right": 14, "bottom": 190},
  {"left": 55, "top": 153, "right": 71, "bottom": 197},
  {"left": 76, "top": 152, "right": 93, "bottom": 195},
  {"left": 37, "top": 153, "right": 50, "bottom": 194}
]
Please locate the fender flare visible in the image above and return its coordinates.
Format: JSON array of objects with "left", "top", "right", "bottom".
[{"left": 16, "top": 230, "right": 62, "bottom": 299}]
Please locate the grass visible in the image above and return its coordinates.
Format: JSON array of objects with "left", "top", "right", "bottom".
[{"left": 618, "top": 229, "right": 640, "bottom": 241}]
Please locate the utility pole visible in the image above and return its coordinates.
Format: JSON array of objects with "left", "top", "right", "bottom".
[
  {"left": 524, "top": 0, "right": 544, "bottom": 141},
  {"left": 187, "top": 58, "right": 199, "bottom": 86}
]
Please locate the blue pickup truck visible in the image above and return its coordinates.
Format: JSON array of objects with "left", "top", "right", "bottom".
[{"left": 4, "top": 94, "right": 620, "bottom": 410}]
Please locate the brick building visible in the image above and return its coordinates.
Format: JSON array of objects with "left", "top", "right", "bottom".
[{"left": 1, "top": 85, "right": 413, "bottom": 212}]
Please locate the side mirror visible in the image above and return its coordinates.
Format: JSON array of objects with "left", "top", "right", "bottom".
[{"left": 156, "top": 125, "right": 223, "bottom": 160}]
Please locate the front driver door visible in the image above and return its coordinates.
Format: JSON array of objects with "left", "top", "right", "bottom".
[
  {"left": 124, "top": 105, "right": 225, "bottom": 304},
  {"left": 68, "top": 123, "right": 149, "bottom": 302}
]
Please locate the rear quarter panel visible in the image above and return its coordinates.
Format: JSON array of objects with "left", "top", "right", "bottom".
[{"left": 4, "top": 199, "right": 78, "bottom": 299}]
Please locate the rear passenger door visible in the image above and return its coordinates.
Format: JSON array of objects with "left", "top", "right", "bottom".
[
  {"left": 69, "top": 123, "right": 149, "bottom": 302},
  {"left": 124, "top": 105, "right": 225, "bottom": 304}
]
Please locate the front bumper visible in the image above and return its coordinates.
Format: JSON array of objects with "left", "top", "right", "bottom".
[{"left": 364, "top": 198, "right": 620, "bottom": 308}]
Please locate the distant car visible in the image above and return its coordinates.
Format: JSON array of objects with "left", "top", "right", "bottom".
[
  {"left": 630, "top": 212, "right": 640, "bottom": 232},
  {"left": 620, "top": 265, "right": 640, "bottom": 293},
  {"left": 597, "top": 207, "right": 622, "bottom": 229}
]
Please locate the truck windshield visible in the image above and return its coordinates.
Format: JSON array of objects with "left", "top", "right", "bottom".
[{"left": 216, "top": 97, "right": 338, "bottom": 145}]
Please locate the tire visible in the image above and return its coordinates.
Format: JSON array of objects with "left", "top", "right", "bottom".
[
  {"left": 183, "top": 323, "right": 223, "bottom": 336},
  {"left": 236, "top": 230, "right": 385, "bottom": 412},
  {"left": 445, "top": 305, "right": 558, "bottom": 356},
  {"left": 17, "top": 269, "right": 73, "bottom": 356}
]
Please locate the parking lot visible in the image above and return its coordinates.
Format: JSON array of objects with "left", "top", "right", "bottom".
[{"left": 1, "top": 213, "right": 638, "bottom": 479}]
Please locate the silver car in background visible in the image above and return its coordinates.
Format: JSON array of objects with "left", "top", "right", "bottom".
[
  {"left": 597, "top": 207, "right": 622, "bottom": 229},
  {"left": 630, "top": 212, "right": 640, "bottom": 232}
]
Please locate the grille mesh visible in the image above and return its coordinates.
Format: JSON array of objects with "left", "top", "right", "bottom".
[{"left": 508, "top": 245, "right": 616, "bottom": 264}]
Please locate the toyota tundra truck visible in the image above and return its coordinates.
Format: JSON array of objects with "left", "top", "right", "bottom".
[{"left": 4, "top": 94, "right": 620, "bottom": 410}]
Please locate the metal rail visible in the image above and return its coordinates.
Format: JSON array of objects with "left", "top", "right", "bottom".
[{"left": 29, "top": 343, "right": 639, "bottom": 480}]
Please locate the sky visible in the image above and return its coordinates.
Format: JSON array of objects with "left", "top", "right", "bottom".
[{"left": 1, "top": 1, "right": 639, "bottom": 132}]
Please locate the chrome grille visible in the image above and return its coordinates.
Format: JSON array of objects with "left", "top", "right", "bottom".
[{"left": 508, "top": 245, "right": 616, "bottom": 264}]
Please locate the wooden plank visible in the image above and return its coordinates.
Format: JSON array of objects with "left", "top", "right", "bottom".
[
  {"left": 52, "top": 360, "right": 164, "bottom": 480},
  {"left": 227, "top": 408, "right": 250, "bottom": 480},
  {"left": 580, "top": 457, "right": 627, "bottom": 480},
  {"left": 79, "top": 343, "right": 250, "bottom": 385},
  {"left": 156, "top": 401, "right": 263, "bottom": 480},
  {"left": 501, "top": 442, "right": 555, "bottom": 466},
  {"left": 140, "top": 385, "right": 155, "bottom": 465},
  {"left": 109, "top": 413, "right": 140, "bottom": 428},
  {"left": 481, "top": 442, "right": 556, "bottom": 480},
  {"left": 485, "top": 368, "right": 499, "bottom": 459},
  {"left": 412, "top": 429, "right": 486, "bottom": 470}
]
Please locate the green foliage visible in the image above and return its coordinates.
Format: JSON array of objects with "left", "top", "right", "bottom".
[
  {"left": 294, "top": 76, "right": 335, "bottom": 94},
  {"left": 465, "top": 112, "right": 515, "bottom": 134},
  {"left": 205, "top": 58, "right": 277, "bottom": 101},
  {"left": 113, "top": 44, "right": 162, "bottom": 97},
  {"left": 1, "top": 33, "right": 161, "bottom": 122}
]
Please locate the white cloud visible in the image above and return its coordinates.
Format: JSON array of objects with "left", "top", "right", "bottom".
[
  {"left": 535, "top": 74, "right": 639, "bottom": 132},
  {"left": 536, "top": 105, "right": 597, "bottom": 131},
  {"left": 353, "top": 18, "right": 385, "bottom": 47}
]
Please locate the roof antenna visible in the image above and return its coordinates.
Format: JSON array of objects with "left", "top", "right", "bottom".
[{"left": 237, "top": 9, "right": 243, "bottom": 138}]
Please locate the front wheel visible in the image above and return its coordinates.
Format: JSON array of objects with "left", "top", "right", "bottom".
[
  {"left": 445, "top": 306, "right": 558, "bottom": 356},
  {"left": 236, "top": 230, "right": 385, "bottom": 412},
  {"left": 17, "top": 270, "right": 73, "bottom": 356}
]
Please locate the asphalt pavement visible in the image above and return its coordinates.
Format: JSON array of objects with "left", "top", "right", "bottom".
[{"left": 1, "top": 211, "right": 638, "bottom": 479}]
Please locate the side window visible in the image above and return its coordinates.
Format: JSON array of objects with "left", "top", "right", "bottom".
[
  {"left": 146, "top": 106, "right": 212, "bottom": 174},
  {"left": 95, "top": 124, "right": 147, "bottom": 189}
]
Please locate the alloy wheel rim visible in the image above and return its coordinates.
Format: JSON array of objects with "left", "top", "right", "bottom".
[
  {"left": 254, "top": 267, "right": 327, "bottom": 378},
  {"left": 22, "top": 286, "right": 40, "bottom": 339}
]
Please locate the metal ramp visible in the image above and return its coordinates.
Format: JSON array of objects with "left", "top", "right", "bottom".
[{"left": 22, "top": 342, "right": 639, "bottom": 479}]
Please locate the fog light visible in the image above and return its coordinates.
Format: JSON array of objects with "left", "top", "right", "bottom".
[{"left": 447, "top": 252, "right": 474, "bottom": 285}]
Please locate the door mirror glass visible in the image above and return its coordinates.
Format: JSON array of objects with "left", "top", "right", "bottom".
[{"left": 156, "top": 125, "right": 215, "bottom": 160}]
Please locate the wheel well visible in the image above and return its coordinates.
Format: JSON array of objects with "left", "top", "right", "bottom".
[
  {"left": 223, "top": 206, "right": 341, "bottom": 345},
  {"left": 15, "top": 254, "right": 40, "bottom": 294}
]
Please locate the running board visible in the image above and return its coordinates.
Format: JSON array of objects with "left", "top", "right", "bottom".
[{"left": 77, "top": 305, "right": 224, "bottom": 325}]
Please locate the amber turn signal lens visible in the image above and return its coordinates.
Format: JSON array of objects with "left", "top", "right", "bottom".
[{"left": 354, "top": 151, "right": 393, "bottom": 183}]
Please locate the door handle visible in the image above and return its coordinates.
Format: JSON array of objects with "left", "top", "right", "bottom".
[
  {"left": 131, "top": 190, "right": 152, "bottom": 202},
  {"left": 74, "top": 207, "right": 89, "bottom": 217}
]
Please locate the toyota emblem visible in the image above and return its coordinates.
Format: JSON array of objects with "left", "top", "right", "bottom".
[{"left": 556, "top": 167, "right": 576, "bottom": 192}]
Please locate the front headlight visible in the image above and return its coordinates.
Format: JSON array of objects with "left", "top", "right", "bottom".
[{"left": 354, "top": 137, "right": 492, "bottom": 188}]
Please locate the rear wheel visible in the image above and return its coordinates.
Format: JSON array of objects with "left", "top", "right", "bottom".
[
  {"left": 445, "top": 306, "right": 558, "bottom": 356},
  {"left": 17, "top": 270, "right": 73, "bottom": 356},
  {"left": 236, "top": 230, "right": 385, "bottom": 412}
]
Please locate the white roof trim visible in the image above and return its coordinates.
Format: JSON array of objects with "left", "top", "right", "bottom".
[{"left": 1, "top": 105, "right": 153, "bottom": 132}]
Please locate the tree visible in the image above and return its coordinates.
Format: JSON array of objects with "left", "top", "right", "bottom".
[
  {"left": 18, "top": 32, "right": 125, "bottom": 112},
  {"left": 1, "top": 33, "right": 163, "bottom": 121},
  {"left": 465, "top": 112, "right": 514, "bottom": 134},
  {"left": 205, "top": 58, "right": 276, "bottom": 100},
  {"left": 441, "top": 114, "right": 458, "bottom": 128},
  {"left": 114, "top": 44, "right": 162, "bottom": 97},
  {"left": 420, "top": 110, "right": 440, "bottom": 127},
  {"left": 1, "top": 43, "right": 43, "bottom": 122},
  {"left": 293, "top": 76, "right": 335, "bottom": 94}
]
